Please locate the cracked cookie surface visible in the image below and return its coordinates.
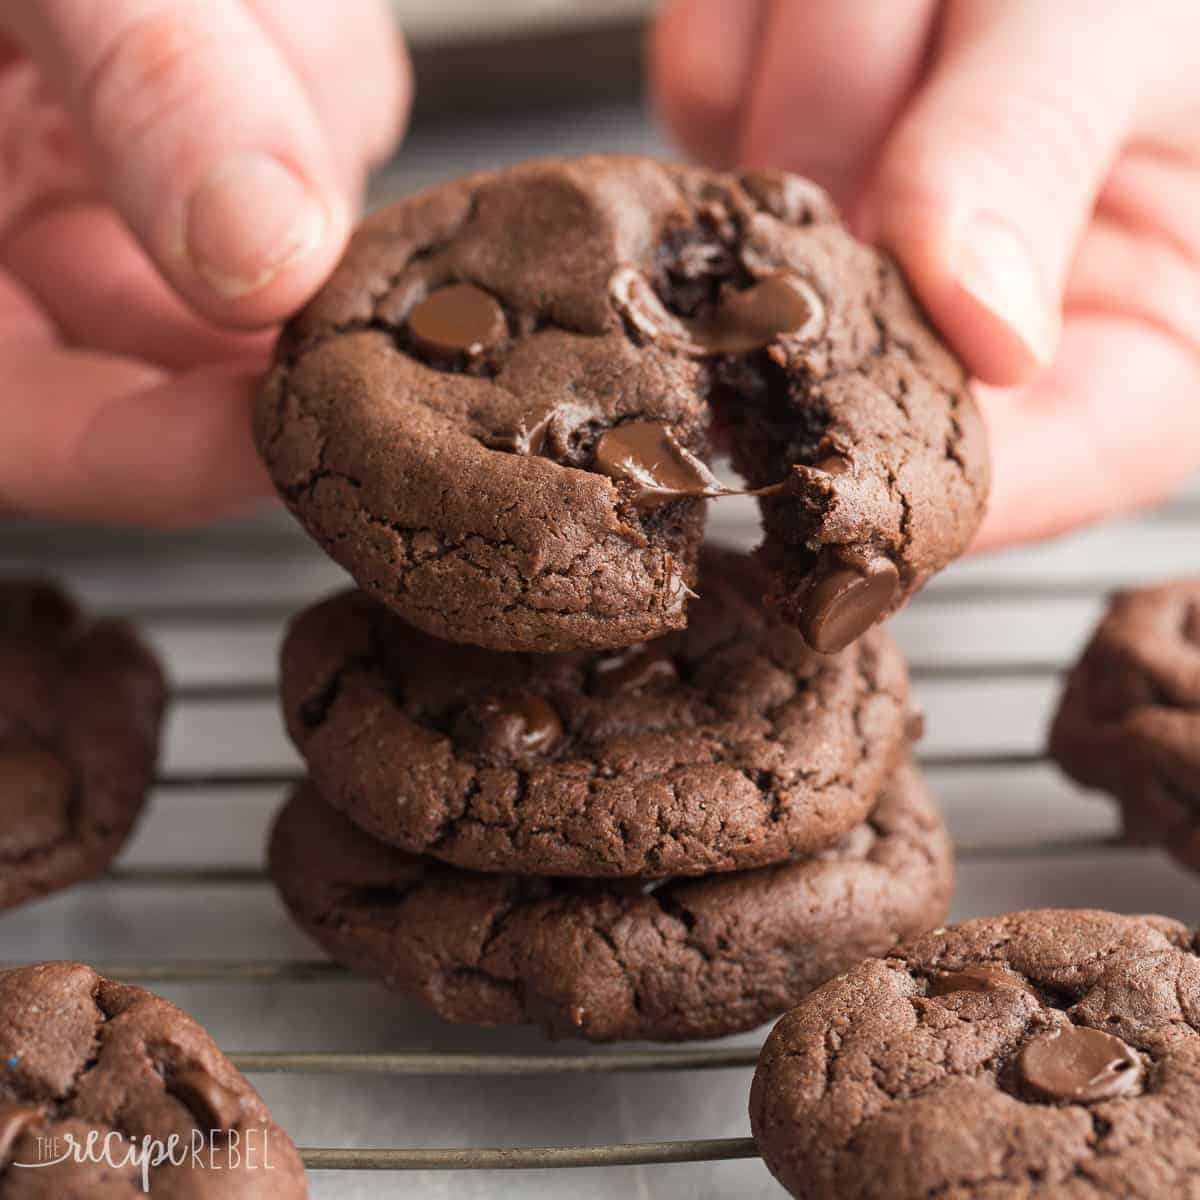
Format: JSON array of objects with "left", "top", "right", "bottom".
[
  {"left": 256, "top": 155, "right": 988, "bottom": 653},
  {"left": 279, "top": 548, "right": 912, "bottom": 877},
  {"left": 0, "top": 582, "right": 165, "bottom": 912},
  {"left": 269, "top": 761, "right": 951, "bottom": 1043},
  {"left": 751, "top": 908, "right": 1200, "bottom": 1200},
  {"left": 0, "top": 961, "right": 305, "bottom": 1196},
  {"left": 1050, "top": 579, "right": 1200, "bottom": 871}
]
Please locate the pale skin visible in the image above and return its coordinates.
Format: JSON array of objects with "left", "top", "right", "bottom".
[{"left": 3, "top": 0, "right": 1198, "bottom": 548}]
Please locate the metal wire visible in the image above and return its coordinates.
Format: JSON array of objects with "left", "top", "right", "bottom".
[{"left": 298, "top": 1138, "right": 761, "bottom": 1171}]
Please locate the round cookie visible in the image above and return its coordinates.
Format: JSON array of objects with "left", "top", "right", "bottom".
[
  {"left": 0, "top": 961, "right": 305, "bottom": 1196},
  {"left": 257, "top": 154, "right": 988, "bottom": 653},
  {"left": 269, "top": 761, "right": 952, "bottom": 1043},
  {"left": 1049, "top": 579, "right": 1200, "bottom": 869},
  {"left": 0, "top": 581, "right": 165, "bottom": 911},
  {"left": 279, "top": 548, "right": 913, "bottom": 878},
  {"left": 751, "top": 908, "right": 1200, "bottom": 1200}
]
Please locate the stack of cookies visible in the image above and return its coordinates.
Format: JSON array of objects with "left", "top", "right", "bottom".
[{"left": 256, "top": 156, "right": 989, "bottom": 1041}]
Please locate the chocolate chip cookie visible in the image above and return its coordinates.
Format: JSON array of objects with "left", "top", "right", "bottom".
[
  {"left": 279, "top": 548, "right": 912, "bottom": 878},
  {"left": 257, "top": 155, "right": 988, "bottom": 653},
  {"left": 269, "top": 761, "right": 952, "bottom": 1042},
  {"left": 0, "top": 961, "right": 305, "bottom": 1196},
  {"left": 751, "top": 908, "right": 1200, "bottom": 1200},
  {"left": 1050, "top": 579, "right": 1200, "bottom": 870},
  {"left": 0, "top": 582, "right": 165, "bottom": 911}
]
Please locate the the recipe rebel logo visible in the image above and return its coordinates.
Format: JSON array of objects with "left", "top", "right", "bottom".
[{"left": 13, "top": 1127, "right": 276, "bottom": 1193}]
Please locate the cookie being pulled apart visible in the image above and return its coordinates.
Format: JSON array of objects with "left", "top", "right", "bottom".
[{"left": 257, "top": 155, "right": 988, "bottom": 653}]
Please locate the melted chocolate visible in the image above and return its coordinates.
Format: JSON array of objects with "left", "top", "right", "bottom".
[
  {"left": 799, "top": 554, "right": 900, "bottom": 654},
  {"left": 1017, "top": 1025, "right": 1143, "bottom": 1104},
  {"left": 689, "top": 273, "right": 823, "bottom": 354},
  {"left": 171, "top": 1067, "right": 244, "bottom": 1131},
  {"left": 591, "top": 644, "right": 678, "bottom": 697},
  {"left": 609, "top": 267, "right": 824, "bottom": 357},
  {"left": 407, "top": 283, "right": 507, "bottom": 360},
  {"left": 457, "top": 691, "right": 563, "bottom": 762},
  {"left": 927, "top": 965, "right": 1038, "bottom": 999},
  {"left": 593, "top": 423, "right": 727, "bottom": 510}
]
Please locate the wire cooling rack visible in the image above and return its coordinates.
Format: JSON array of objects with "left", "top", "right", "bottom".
[{"left": 6, "top": 490, "right": 1200, "bottom": 1198}]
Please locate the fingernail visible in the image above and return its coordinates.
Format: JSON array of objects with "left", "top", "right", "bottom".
[
  {"left": 185, "top": 154, "right": 327, "bottom": 299},
  {"left": 954, "top": 214, "right": 1058, "bottom": 368}
]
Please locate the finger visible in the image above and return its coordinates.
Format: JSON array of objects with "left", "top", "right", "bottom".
[
  {"left": 246, "top": 0, "right": 410, "bottom": 192},
  {"left": 870, "top": 0, "right": 1150, "bottom": 385},
  {"left": 4, "top": 203, "right": 272, "bottom": 368},
  {"left": 0, "top": 269, "right": 57, "bottom": 345},
  {"left": 1064, "top": 218, "right": 1200, "bottom": 354},
  {"left": 2, "top": 0, "right": 352, "bottom": 328},
  {"left": 975, "top": 314, "right": 1200, "bottom": 549},
  {"left": 0, "top": 344, "right": 271, "bottom": 524},
  {"left": 738, "top": 0, "right": 938, "bottom": 218},
  {"left": 649, "top": 0, "right": 767, "bottom": 167}
]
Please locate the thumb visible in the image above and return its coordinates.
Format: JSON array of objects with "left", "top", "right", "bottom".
[
  {"left": 4, "top": 0, "right": 352, "bottom": 328},
  {"left": 867, "top": 0, "right": 1143, "bottom": 385}
]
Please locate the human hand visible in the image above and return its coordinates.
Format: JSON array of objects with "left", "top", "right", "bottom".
[
  {"left": 652, "top": 0, "right": 1200, "bottom": 548},
  {"left": 0, "top": 0, "right": 408, "bottom": 524}
]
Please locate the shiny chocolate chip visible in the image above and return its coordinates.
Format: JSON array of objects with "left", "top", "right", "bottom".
[
  {"left": 456, "top": 691, "right": 563, "bottom": 763},
  {"left": 799, "top": 554, "right": 900, "bottom": 654},
  {"left": 927, "top": 965, "right": 1038, "bottom": 999},
  {"left": 691, "top": 273, "right": 824, "bottom": 354},
  {"left": 593, "top": 423, "right": 725, "bottom": 511},
  {"left": 407, "top": 283, "right": 507, "bottom": 360},
  {"left": 591, "top": 644, "right": 678, "bottom": 698},
  {"left": 1017, "top": 1026, "right": 1143, "bottom": 1104}
]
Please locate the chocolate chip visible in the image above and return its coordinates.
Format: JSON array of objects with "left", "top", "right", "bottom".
[
  {"left": 591, "top": 644, "right": 678, "bottom": 697},
  {"left": 691, "top": 273, "right": 824, "bottom": 354},
  {"left": 407, "top": 283, "right": 507, "bottom": 360},
  {"left": 486, "top": 405, "right": 559, "bottom": 456},
  {"left": 905, "top": 710, "right": 927, "bottom": 743},
  {"left": 593, "top": 423, "right": 726, "bottom": 511},
  {"left": 1017, "top": 1026, "right": 1143, "bottom": 1104},
  {"left": 170, "top": 1066, "right": 244, "bottom": 1132},
  {"left": 608, "top": 266, "right": 696, "bottom": 350},
  {"left": 0, "top": 1104, "right": 41, "bottom": 1167},
  {"left": 455, "top": 691, "right": 563, "bottom": 763},
  {"left": 799, "top": 555, "right": 900, "bottom": 654},
  {"left": 609, "top": 268, "right": 824, "bottom": 357},
  {"left": 927, "top": 965, "right": 1037, "bottom": 999}
]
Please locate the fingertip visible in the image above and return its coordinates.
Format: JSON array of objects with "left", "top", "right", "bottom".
[
  {"left": 173, "top": 153, "right": 353, "bottom": 329},
  {"left": 875, "top": 192, "right": 1058, "bottom": 387}
]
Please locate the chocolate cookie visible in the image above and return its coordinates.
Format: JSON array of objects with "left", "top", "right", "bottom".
[
  {"left": 269, "top": 761, "right": 952, "bottom": 1042},
  {"left": 751, "top": 908, "right": 1200, "bottom": 1200},
  {"left": 1050, "top": 580, "right": 1200, "bottom": 870},
  {"left": 0, "top": 961, "right": 305, "bottom": 1196},
  {"left": 257, "top": 155, "right": 988, "bottom": 653},
  {"left": 279, "top": 549, "right": 912, "bottom": 878},
  {"left": 0, "top": 582, "right": 165, "bottom": 911}
]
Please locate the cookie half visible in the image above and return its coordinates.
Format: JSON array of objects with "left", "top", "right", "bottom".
[
  {"left": 280, "top": 549, "right": 912, "bottom": 878},
  {"left": 1049, "top": 579, "right": 1200, "bottom": 869},
  {"left": 269, "top": 761, "right": 951, "bottom": 1043},
  {"left": 0, "top": 961, "right": 305, "bottom": 1195},
  {"left": 751, "top": 908, "right": 1200, "bottom": 1200},
  {"left": 0, "top": 581, "right": 166, "bottom": 911},
  {"left": 257, "top": 155, "right": 988, "bottom": 653}
]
